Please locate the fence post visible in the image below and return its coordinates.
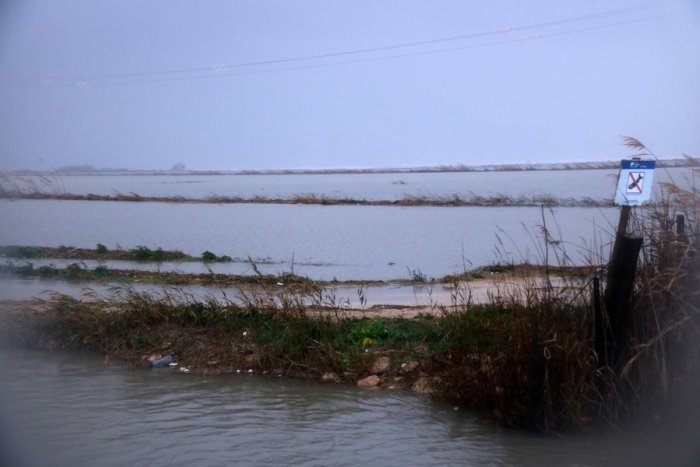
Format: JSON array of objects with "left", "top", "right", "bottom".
[
  {"left": 603, "top": 233, "right": 643, "bottom": 368},
  {"left": 593, "top": 275, "right": 606, "bottom": 366}
]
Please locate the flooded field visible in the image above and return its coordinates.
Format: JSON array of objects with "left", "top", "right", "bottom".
[
  {"left": 2, "top": 167, "right": 694, "bottom": 202},
  {"left": 1, "top": 199, "right": 617, "bottom": 281}
]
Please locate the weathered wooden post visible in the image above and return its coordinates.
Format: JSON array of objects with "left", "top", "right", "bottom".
[
  {"left": 603, "top": 234, "right": 643, "bottom": 367},
  {"left": 598, "top": 159, "right": 656, "bottom": 369},
  {"left": 676, "top": 214, "right": 685, "bottom": 237},
  {"left": 592, "top": 275, "right": 605, "bottom": 366}
]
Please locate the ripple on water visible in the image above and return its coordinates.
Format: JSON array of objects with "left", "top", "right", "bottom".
[{"left": 1, "top": 348, "right": 689, "bottom": 467}]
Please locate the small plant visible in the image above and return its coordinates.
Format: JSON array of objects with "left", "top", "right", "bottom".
[
  {"left": 96, "top": 243, "right": 108, "bottom": 254},
  {"left": 131, "top": 246, "right": 153, "bottom": 260},
  {"left": 152, "top": 248, "right": 165, "bottom": 262},
  {"left": 201, "top": 250, "right": 217, "bottom": 262},
  {"left": 131, "top": 334, "right": 153, "bottom": 350},
  {"left": 37, "top": 265, "right": 58, "bottom": 276},
  {"left": 93, "top": 265, "right": 110, "bottom": 277},
  {"left": 408, "top": 268, "right": 427, "bottom": 283},
  {"left": 357, "top": 286, "right": 367, "bottom": 310},
  {"left": 485, "top": 263, "right": 510, "bottom": 273},
  {"left": 65, "top": 262, "right": 85, "bottom": 279},
  {"left": 0, "top": 246, "right": 41, "bottom": 258},
  {"left": 131, "top": 245, "right": 165, "bottom": 261},
  {"left": 16, "top": 262, "right": 34, "bottom": 276}
]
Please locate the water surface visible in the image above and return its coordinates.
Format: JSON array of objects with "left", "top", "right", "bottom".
[
  {"left": 1, "top": 200, "right": 616, "bottom": 280},
  {"left": 4, "top": 167, "right": 694, "bottom": 201},
  {"left": 2, "top": 348, "right": 686, "bottom": 467}
]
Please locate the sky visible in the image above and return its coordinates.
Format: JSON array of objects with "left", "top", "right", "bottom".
[{"left": 0, "top": 0, "right": 699, "bottom": 171}]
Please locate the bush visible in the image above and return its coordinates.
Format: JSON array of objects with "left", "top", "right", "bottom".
[
  {"left": 93, "top": 265, "right": 110, "bottom": 277},
  {"left": 2, "top": 246, "right": 40, "bottom": 258},
  {"left": 152, "top": 248, "right": 165, "bottom": 262},
  {"left": 65, "top": 263, "right": 84, "bottom": 279},
  {"left": 131, "top": 246, "right": 165, "bottom": 261},
  {"left": 131, "top": 246, "right": 153, "bottom": 260},
  {"left": 37, "top": 265, "right": 58, "bottom": 276},
  {"left": 201, "top": 250, "right": 217, "bottom": 262}
]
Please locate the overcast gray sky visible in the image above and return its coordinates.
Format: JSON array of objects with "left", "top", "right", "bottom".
[{"left": 1, "top": 0, "right": 698, "bottom": 171}]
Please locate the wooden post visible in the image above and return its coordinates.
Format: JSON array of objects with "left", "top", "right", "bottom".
[
  {"left": 597, "top": 204, "right": 643, "bottom": 369},
  {"left": 593, "top": 276, "right": 606, "bottom": 366},
  {"left": 608, "top": 205, "right": 631, "bottom": 272},
  {"left": 603, "top": 234, "right": 643, "bottom": 368},
  {"left": 676, "top": 214, "right": 685, "bottom": 236}
]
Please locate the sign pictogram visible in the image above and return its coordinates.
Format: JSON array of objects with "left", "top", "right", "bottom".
[
  {"left": 626, "top": 172, "right": 644, "bottom": 193},
  {"left": 614, "top": 160, "right": 655, "bottom": 206}
]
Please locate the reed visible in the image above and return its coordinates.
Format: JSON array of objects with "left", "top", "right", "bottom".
[{"left": 598, "top": 146, "right": 700, "bottom": 424}]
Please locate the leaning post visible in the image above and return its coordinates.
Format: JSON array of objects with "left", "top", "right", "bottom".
[{"left": 599, "top": 158, "right": 656, "bottom": 369}]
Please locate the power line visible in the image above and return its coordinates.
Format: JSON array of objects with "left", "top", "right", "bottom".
[
  {"left": 77, "top": 15, "right": 672, "bottom": 87},
  {"left": 23, "top": 2, "right": 672, "bottom": 87}
]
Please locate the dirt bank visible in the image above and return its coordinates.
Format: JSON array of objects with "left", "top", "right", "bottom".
[{"left": 0, "top": 299, "right": 442, "bottom": 395}]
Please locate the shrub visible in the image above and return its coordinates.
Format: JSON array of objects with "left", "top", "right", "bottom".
[
  {"left": 201, "top": 250, "right": 217, "bottom": 262},
  {"left": 65, "top": 263, "right": 84, "bottom": 279},
  {"left": 152, "top": 248, "right": 165, "bottom": 262},
  {"left": 131, "top": 246, "right": 153, "bottom": 260},
  {"left": 93, "top": 265, "right": 110, "bottom": 277}
]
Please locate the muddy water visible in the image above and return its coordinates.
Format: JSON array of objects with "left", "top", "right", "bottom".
[{"left": 2, "top": 348, "right": 690, "bottom": 467}]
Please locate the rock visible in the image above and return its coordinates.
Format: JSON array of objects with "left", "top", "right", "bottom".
[
  {"left": 400, "top": 361, "right": 419, "bottom": 374},
  {"left": 321, "top": 372, "right": 340, "bottom": 383},
  {"left": 357, "top": 375, "right": 381, "bottom": 387},
  {"left": 411, "top": 376, "right": 435, "bottom": 395},
  {"left": 371, "top": 356, "right": 391, "bottom": 374}
]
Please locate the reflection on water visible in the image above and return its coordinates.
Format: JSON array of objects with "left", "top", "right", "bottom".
[{"left": 0, "top": 348, "right": 667, "bottom": 467}]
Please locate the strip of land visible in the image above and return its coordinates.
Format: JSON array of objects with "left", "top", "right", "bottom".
[{"left": 0, "top": 191, "right": 612, "bottom": 207}]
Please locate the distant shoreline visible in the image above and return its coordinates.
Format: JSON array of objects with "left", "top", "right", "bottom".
[{"left": 3, "top": 157, "right": 696, "bottom": 176}]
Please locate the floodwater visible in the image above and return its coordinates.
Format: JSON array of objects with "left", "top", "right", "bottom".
[
  {"left": 0, "top": 200, "right": 617, "bottom": 281},
  {"left": 2, "top": 170, "right": 700, "bottom": 466},
  {"left": 3, "top": 167, "right": 694, "bottom": 201},
  {"left": 3, "top": 348, "right": 697, "bottom": 467},
  {"left": 0, "top": 275, "right": 521, "bottom": 308}
]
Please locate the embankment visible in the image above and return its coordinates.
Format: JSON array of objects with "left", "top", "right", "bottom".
[{"left": 0, "top": 279, "right": 612, "bottom": 434}]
